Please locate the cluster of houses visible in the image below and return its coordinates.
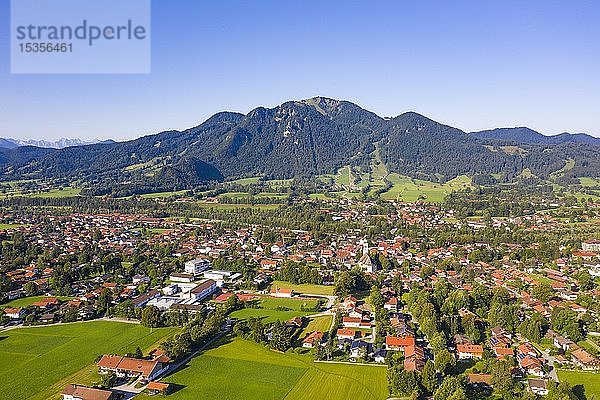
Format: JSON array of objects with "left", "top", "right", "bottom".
[
  {"left": 2, "top": 295, "right": 96, "bottom": 325},
  {"left": 1, "top": 200, "right": 599, "bottom": 399},
  {"left": 552, "top": 331, "right": 600, "bottom": 370}
]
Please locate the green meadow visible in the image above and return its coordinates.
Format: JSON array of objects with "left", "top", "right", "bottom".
[
  {"left": 380, "top": 174, "right": 472, "bottom": 202},
  {"left": 229, "top": 296, "right": 321, "bottom": 324},
  {"left": 0, "top": 295, "right": 73, "bottom": 309},
  {"left": 140, "top": 190, "right": 189, "bottom": 199},
  {"left": 298, "top": 315, "right": 334, "bottom": 341},
  {"left": 0, "top": 223, "right": 27, "bottom": 230},
  {"left": 0, "top": 321, "right": 177, "bottom": 400},
  {"left": 0, "top": 186, "right": 81, "bottom": 199},
  {"left": 137, "top": 337, "right": 388, "bottom": 400},
  {"left": 557, "top": 370, "right": 600, "bottom": 398}
]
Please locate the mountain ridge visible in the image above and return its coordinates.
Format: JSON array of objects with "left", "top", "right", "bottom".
[
  {"left": 471, "top": 127, "right": 600, "bottom": 145},
  {"left": 1, "top": 97, "right": 599, "bottom": 196}
]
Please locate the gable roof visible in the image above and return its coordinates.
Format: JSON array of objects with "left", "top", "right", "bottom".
[
  {"left": 385, "top": 335, "right": 415, "bottom": 348},
  {"left": 61, "top": 385, "right": 113, "bottom": 400},
  {"left": 457, "top": 344, "right": 484, "bottom": 355},
  {"left": 97, "top": 355, "right": 165, "bottom": 378}
]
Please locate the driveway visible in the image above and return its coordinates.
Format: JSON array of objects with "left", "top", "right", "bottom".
[
  {"left": 112, "top": 376, "right": 147, "bottom": 398},
  {"left": 538, "top": 348, "right": 559, "bottom": 382}
]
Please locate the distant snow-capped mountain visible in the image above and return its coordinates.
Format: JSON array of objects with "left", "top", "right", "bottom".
[{"left": 0, "top": 138, "right": 115, "bottom": 149}]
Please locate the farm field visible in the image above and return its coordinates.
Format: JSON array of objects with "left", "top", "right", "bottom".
[
  {"left": 557, "top": 370, "right": 600, "bottom": 398},
  {"left": 0, "top": 321, "right": 177, "bottom": 400},
  {"left": 270, "top": 280, "right": 334, "bottom": 296},
  {"left": 137, "top": 336, "right": 388, "bottom": 400}
]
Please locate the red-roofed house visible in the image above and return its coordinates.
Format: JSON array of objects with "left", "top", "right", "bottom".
[
  {"left": 270, "top": 287, "right": 293, "bottom": 298},
  {"left": 62, "top": 384, "right": 114, "bottom": 400},
  {"left": 385, "top": 335, "right": 415, "bottom": 351},
  {"left": 457, "top": 344, "right": 484, "bottom": 359},
  {"left": 97, "top": 355, "right": 169, "bottom": 382},
  {"left": 337, "top": 328, "right": 357, "bottom": 340},
  {"left": 302, "top": 331, "right": 324, "bottom": 348},
  {"left": 3, "top": 307, "right": 26, "bottom": 319}
]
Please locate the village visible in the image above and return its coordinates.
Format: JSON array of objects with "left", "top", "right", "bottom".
[{"left": 1, "top": 196, "right": 599, "bottom": 399}]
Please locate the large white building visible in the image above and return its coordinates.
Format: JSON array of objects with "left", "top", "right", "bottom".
[
  {"left": 203, "top": 270, "right": 242, "bottom": 287},
  {"left": 189, "top": 279, "right": 217, "bottom": 301},
  {"left": 184, "top": 258, "right": 212, "bottom": 276},
  {"left": 582, "top": 239, "right": 600, "bottom": 252}
]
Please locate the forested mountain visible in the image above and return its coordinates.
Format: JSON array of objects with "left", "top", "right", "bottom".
[
  {"left": 184, "top": 98, "right": 383, "bottom": 178},
  {"left": 472, "top": 127, "right": 600, "bottom": 145},
  {"left": 0, "top": 139, "right": 20, "bottom": 149},
  {"left": 0, "top": 146, "right": 55, "bottom": 167},
  {"left": 1, "top": 97, "right": 599, "bottom": 195}
]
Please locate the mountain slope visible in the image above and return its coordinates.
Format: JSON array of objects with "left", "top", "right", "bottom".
[
  {"left": 379, "top": 112, "right": 525, "bottom": 180},
  {"left": 184, "top": 97, "right": 384, "bottom": 178}
]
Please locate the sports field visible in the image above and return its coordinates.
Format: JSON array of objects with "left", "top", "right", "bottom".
[
  {"left": 137, "top": 337, "right": 388, "bottom": 400},
  {"left": 0, "top": 321, "right": 177, "bottom": 400},
  {"left": 558, "top": 370, "right": 600, "bottom": 397}
]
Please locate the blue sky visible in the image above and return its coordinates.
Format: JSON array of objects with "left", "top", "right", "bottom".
[{"left": 1, "top": 0, "right": 599, "bottom": 140}]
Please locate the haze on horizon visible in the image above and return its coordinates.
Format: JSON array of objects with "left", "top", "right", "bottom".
[{"left": 1, "top": 0, "right": 599, "bottom": 141}]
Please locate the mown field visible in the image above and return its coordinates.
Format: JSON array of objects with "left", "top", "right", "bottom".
[
  {"left": 140, "top": 190, "right": 189, "bottom": 199},
  {"left": 380, "top": 174, "right": 472, "bottom": 202},
  {"left": 557, "top": 370, "right": 600, "bottom": 398},
  {"left": 270, "top": 280, "right": 334, "bottom": 296},
  {"left": 298, "top": 315, "right": 333, "bottom": 341},
  {"left": 0, "top": 295, "right": 73, "bottom": 309},
  {"left": 0, "top": 186, "right": 81, "bottom": 199},
  {"left": 137, "top": 337, "right": 388, "bottom": 400},
  {"left": 195, "top": 202, "right": 282, "bottom": 210},
  {"left": 579, "top": 177, "right": 600, "bottom": 187},
  {"left": 230, "top": 296, "right": 321, "bottom": 324},
  {"left": 0, "top": 321, "right": 177, "bottom": 400},
  {"left": 0, "top": 223, "right": 27, "bottom": 230}
]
